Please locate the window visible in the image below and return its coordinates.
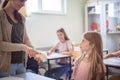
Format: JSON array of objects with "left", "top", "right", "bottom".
[{"left": 26, "top": 0, "right": 67, "bottom": 15}]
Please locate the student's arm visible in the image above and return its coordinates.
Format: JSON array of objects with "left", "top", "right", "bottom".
[{"left": 104, "top": 50, "right": 120, "bottom": 59}]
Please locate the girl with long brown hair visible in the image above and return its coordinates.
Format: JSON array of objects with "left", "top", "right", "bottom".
[{"left": 73, "top": 31, "right": 106, "bottom": 80}]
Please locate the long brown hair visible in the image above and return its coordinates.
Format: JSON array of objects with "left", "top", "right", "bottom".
[
  {"left": 57, "top": 28, "right": 69, "bottom": 40},
  {"left": 2, "top": 0, "right": 23, "bottom": 25},
  {"left": 84, "top": 31, "right": 105, "bottom": 80}
]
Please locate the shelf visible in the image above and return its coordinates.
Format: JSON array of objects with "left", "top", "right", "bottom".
[
  {"left": 88, "top": 5, "right": 100, "bottom": 15},
  {"left": 86, "top": 1, "right": 120, "bottom": 53},
  {"left": 108, "top": 31, "right": 120, "bottom": 34},
  {"left": 88, "top": 12, "right": 100, "bottom": 15}
]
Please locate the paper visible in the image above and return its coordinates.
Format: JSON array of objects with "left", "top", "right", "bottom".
[{"left": 36, "top": 50, "right": 47, "bottom": 64}]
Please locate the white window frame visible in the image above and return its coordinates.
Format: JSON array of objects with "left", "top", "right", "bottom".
[{"left": 26, "top": 0, "right": 67, "bottom": 15}]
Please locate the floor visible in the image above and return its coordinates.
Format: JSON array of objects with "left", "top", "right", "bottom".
[{"left": 38, "top": 68, "right": 70, "bottom": 80}]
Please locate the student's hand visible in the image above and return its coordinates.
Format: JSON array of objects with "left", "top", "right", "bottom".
[{"left": 29, "top": 49, "right": 39, "bottom": 57}]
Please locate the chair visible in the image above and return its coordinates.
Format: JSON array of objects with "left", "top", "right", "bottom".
[
  {"left": 106, "top": 67, "right": 120, "bottom": 80},
  {"left": 72, "top": 43, "right": 81, "bottom": 60},
  {"left": 109, "top": 75, "right": 120, "bottom": 80},
  {"left": 72, "top": 51, "right": 81, "bottom": 60}
]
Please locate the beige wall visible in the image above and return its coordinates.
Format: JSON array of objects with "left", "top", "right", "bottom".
[
  {"left": 25, "top": 0, "right": 86, "bottom": 48},
  {"left": 0, "top": 0, "right": 87, "bottom": 48}
]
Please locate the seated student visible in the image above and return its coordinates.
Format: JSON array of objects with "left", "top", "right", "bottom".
[
  {"left": 73, "top": 32, "right": 106, "bottom": 80},
  {"left": 45, "top": 28, "right": 73, "bottom": 80}
]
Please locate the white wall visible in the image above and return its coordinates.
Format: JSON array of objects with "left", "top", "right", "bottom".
[{"left": 26, "top": 0, "right": 86, "bottom": 48}]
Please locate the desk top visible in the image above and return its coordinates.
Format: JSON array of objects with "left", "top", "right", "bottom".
[
  {"left": 0, "top": 72, "right": 55, "bottom": 80},
  {"left": 38, "top": 50, "right": 71, "bottom": 60},
  {"left": 47, "top": 52, "right": 71, "bottom": 60},
  {"left": 104, "top": 57, "right": 120, "bottom": 67}
]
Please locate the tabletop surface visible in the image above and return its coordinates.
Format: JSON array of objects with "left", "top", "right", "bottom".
[
  {"left": 47, "top": 52, "right": 71, "bottom": 60},
  {"left": 103, "top": 57, "right": 120, "bottom": 67},
  {"left": 38, "top": 50, "right": 71, "bottom": 60},
  {"left": 0, "top": 72, "right": 55, "bottom": 80}
]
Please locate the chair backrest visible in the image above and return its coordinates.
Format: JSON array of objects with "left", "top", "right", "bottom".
[
  {"left": 72, "top": 51, "right": 81, "bottom": 60},
  {"left": 109, "top": 75, "right": 120, "bottom": 80},
  {"left": 72, "top": 43, "right": 81, "bottom": 60}
]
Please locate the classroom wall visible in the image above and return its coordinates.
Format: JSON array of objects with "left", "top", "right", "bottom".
[{"left": 26, "top": 0, "right": 86, "bottom": 48}]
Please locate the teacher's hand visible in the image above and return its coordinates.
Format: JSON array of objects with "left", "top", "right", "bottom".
[
  {"left": 24, "top": 46, "right": 38, "bottom": 57},
  {"left": 34, "top": 54, "right": 42, "bottom": 64}
]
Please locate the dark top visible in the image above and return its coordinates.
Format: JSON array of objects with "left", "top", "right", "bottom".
[{"left": 4, "top": 10, "right": 25, "bottom": 63}]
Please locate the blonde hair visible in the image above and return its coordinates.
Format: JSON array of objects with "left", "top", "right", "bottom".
[{"left": 84, "top": 31, "right": 105, "bottom": 80}]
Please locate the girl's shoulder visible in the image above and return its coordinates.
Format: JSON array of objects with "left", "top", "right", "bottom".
[
  {"left": 76, "top": 57, "right": 91, "bottom": 70},
  {"left": 74, "top": 53, "right": 85, "bottom": 64},
  {"left": 66, "top": 40, "right": 73, "bottom": 48},
  {"left": 56, "top": 42, "right": 60, "bottom": 46}
]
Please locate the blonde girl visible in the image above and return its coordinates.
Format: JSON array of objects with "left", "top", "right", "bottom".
[{"left": 73, "top": 31, "right": 106, "bottom": 80}]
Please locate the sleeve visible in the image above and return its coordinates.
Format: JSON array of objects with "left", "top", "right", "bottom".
[{"left": 0, "top": 42, "right": 27, "bottom": 52}]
